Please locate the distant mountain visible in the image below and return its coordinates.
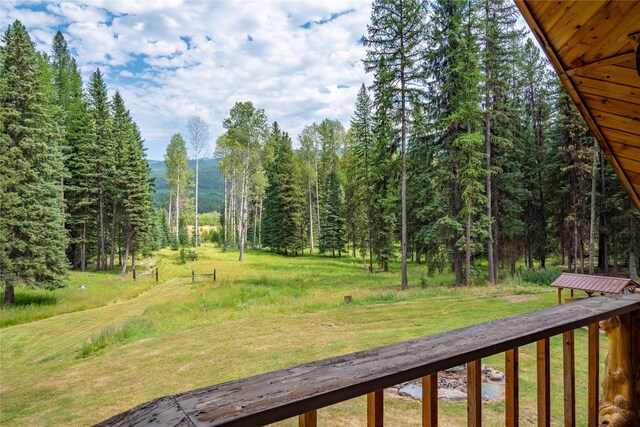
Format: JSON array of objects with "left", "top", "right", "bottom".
[{"left": 148, "top": 158, "right": 224, "bottom": 213}]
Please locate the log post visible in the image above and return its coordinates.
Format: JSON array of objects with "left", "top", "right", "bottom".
[
  {"left": 132, "top": 266, "right": 136, "bottom": 281},
  {"left": 599, "top": 311, "right": 640, "bottom": 426},
  {"left": 214, "top": 268, "right": 216, "bottom": 282},
  {"left": 192, "top": 268, "right": 195, "bottom": 284},
  {"left": 155, "top": 267, "right": 159, "bottom": 283}
]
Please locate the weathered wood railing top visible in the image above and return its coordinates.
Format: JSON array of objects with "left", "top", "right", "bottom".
[{"left": 98, "top": 294, "right": 640, "bottom": 427}]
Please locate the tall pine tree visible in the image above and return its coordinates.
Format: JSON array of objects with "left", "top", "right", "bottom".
[
  {"left": 363, "top": 0, "right": 427, "bottom": 289},
  {"left": 1, "top": 21, "right": 68, "bottom": 304}
]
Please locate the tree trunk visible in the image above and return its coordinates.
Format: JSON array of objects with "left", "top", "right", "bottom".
[
  {"left": 238, "top": 168, "right": 248, "bottom": 262},
  {"left": 573, "top": 222, "right": 579, "bottom": 274},
  {"left": 253, "top": 203, "right": 257, "bottom": 248},
  {"left": 97, "top": 190, "right": 106, "bottom": 271},
  {"left": 168, "top": 190, "right": 173, "bottom": 231},
  {"left": 308, "top": 162, "right": 314, "bottom": 253},
  {"left": 630, "top": 214, "right": 638, "bottom": 280},
  {"left": 176, "top": 175, "right": 180, "bottom": 243},
  {"left": 3, "top": 279, "right": 14, "bottom": 304},
  {"left": 231, "top": 167, "right": 237, "bottom": 244},
  {"left": 484, "top": 7, "right": 495, "bottom": 284},
  {"left": 195, "top": 156, "right": 199, "bottom": 248},
  {"left": 314, "top": 157, "right": 321, "bottom": 248},
  {"left": 352, "top": 223, "right": 356, "bottom": 258},
  {"left": 81, "top": 224, "right": 86, "bottom": 272},
  {"left": 589, "top": 139, "right": 598, "bottom": 275},
  {"left": 399, "top": 33, "right": 408, "bottom": 291},
  {"left": 454, "top": 251, "right": 463, "bottom": 286},
  {"left": 579, "top": 232, "right": 585, "bottom": 274},
  {"left": 466, "top": 214, "right": 472, "bottom": 287},
  {"left": 492, "top": 187, "right": 499, "bottom": 281},
  {"left": 223, "top": 176, "right": 227, "bottom": 244},
  {"left": 120, "top": 231, "right": 130, "bottom": 277},
  {"left": 110, "top": 201, "right": 116, "bottom": 270},
  {"left": 599, "top": 152, "right": 608, "bottom": 273},
  {"left": 258, "top": 198, "right": 263, "bottom": 249}
]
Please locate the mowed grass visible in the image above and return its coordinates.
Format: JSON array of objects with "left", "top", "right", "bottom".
[{"left": 1, "top": 245, "right": 603, "bottom": 426}]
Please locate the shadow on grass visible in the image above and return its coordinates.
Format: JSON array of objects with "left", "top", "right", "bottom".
[{"left": 0, "top": 292, "right": 58, "bottom": 308}]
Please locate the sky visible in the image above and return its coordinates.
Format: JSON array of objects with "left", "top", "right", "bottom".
[{"left": 1, "top": 0, "right": 374, "bottom": 160}]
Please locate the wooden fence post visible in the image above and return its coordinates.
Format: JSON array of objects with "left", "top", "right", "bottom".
[
  {"left": 192, "top": 268, "right": 195, "bottom": 284},
  {"left": 299, "top": 411, "right": 317, "bottom": 427},
  {"left": 506, "top": 348, "right": 519, "bottom": 427},
  {"left": 367, "top": 390, "right": 383, "bottom": 427},
  {"left": 132, "top": 266, "right": 136, "bottom": 281},
  {"left": 214, "top": 268, "right": 216, "bottom": 282},
  {"left": 155, "top": 267, "right": 159, "bottom": 283},
  {"left": 563, "top": 330, "right": 575, "bottom": 426},
  {"left": 537, "top": 338, "right": 550, "bottom": 427},
  {"left": 467, "top": 360, "right": 482, "bottom": 427},
  {"left": 422, "top": 374, "right": 438, "bottom": 427},
  {"left": 588, "top": 322, "right": 599, "bottom": 426}
]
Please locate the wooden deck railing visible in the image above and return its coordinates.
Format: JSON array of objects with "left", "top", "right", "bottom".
[{"left": 98, "top": 294, "right": 640, "bottom": 427}]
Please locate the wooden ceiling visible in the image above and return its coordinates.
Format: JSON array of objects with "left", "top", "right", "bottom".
[{"left": 515, "top": 0, "right": 640, "bottom": 211}]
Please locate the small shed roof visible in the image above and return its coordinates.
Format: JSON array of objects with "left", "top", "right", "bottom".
[{"left": 551, "top": 273, "right": 638, "bottom": 294}]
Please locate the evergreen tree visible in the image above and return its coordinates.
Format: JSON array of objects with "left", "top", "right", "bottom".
[
  {"left": 481, "top": 0, "right": 522, "bottom": 283},
  {"left": 349, "top": 84, "right": 375, "bottom": 269},
  {"left": 519, "top": 39, "right": 552, "bottom": 271},
  {"left": 112, "top": 95, "right": 154, "bottom": 275},
  {"left": 363, "top": 0, "right": 427, "bottom": 289},
  {"left": 0, "top": 21, "right": 68, "bottom": 304},
  {"left": 370, "top": 58, "right": 398, "bottom": 272},
  {"left": 262, "top": 123, "right": 304, "bottom": 254},
  {"left": 48, "top": 31, "right": 98, "bottom": 270},
  {"left": 320, "top": 167, "right": 347, "bottom": 257},
  {"left": 87, "top": 68, "right": 114, "bottom": 270},
  {"left": 421, "top": 0, "right": 485, "bottom": 285}
]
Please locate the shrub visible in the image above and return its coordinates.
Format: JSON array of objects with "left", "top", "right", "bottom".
[{"left": 517, "top": 267, "right": 562, "bottom": 286}]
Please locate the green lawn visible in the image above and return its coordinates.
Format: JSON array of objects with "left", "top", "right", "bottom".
[{"left": 0, "top": 245, "right": 602, "bottom": 426}]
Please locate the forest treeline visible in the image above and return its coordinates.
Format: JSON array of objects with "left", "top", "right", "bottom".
[
  {"left": 1, "top": 22, "right": 159, "bottom": 304},
  {"left": 202, "top": 0, "right": 638, "bottom": 285},
  {"left": 2, "top": 0, "right": 639, "bottom": 305}
]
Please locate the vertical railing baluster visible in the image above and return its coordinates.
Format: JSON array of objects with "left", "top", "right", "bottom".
[
  {"left": 422, "top": 373, "right": 438, "bottom": 426},
  {"left": 537, "top": 338, "right": 550, "bottom": 427},
  {"left": 367, "top": 390, "right": 383, "bottom": 427},
  {"left": 563, "top": 330, "right": 575, "bottom": 426},
  {"left": 506, "top": 348, "right": 519, "bottom": 427},
  {"left": 467, "top": 360, "right": 482, "bottom": 427},
  {"left": 299, "top": 410, "right": 317, "bottom": 427},
  {"left": 588, "top": 323, "right": 599, "bottom": 426}
]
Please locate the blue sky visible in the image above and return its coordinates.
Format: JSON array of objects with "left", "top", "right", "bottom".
[{"left": 1, "top": 0, "right": 373, "bottom": 160}]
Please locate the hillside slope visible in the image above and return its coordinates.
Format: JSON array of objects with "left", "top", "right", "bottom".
[{"left": 149, "top": 158, "right": 224, "bottom": 213}]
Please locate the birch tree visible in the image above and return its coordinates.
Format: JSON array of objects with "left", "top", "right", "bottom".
[{"left": 187, "top": 116, "right": 210, "bottom": 250}]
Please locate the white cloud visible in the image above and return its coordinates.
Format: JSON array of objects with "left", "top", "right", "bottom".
[{"left": 3, "top": 1, "right": 373, "bottom": 159}]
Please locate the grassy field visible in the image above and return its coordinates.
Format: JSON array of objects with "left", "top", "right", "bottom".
[{"left": 1, "top": 245, "right": 602, "bottom": 426}]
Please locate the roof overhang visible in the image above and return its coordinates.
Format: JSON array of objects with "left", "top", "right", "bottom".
[{"left": 515, "top": 1, "right": 640, "bottom": 211}]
